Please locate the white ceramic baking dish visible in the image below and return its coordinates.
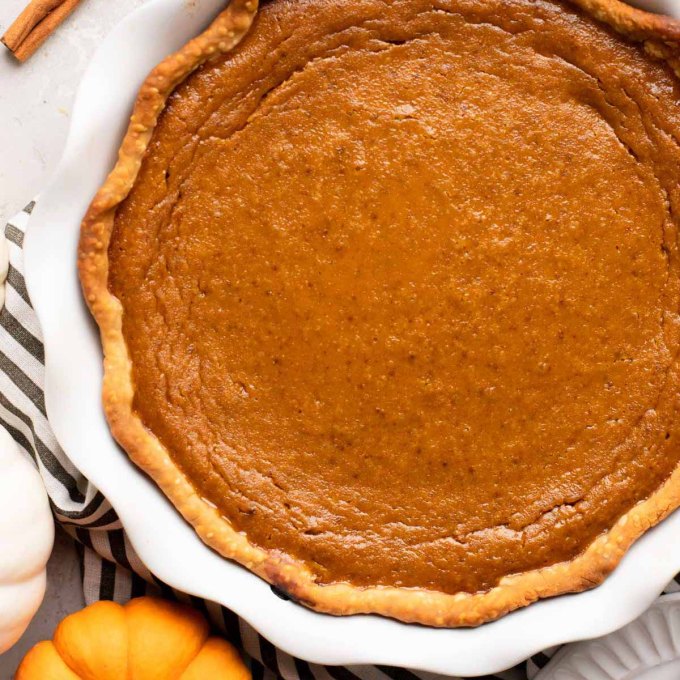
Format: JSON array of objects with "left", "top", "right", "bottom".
[{"left": 23, "top": 0, "right": 680, "bottom": 675}]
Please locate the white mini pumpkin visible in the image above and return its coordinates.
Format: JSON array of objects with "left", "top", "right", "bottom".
[{"left": 0, "top": 425, "right": 54, "bottom": 653}]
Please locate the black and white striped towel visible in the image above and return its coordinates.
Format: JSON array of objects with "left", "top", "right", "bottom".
[{"left": 3, "top": 201, "right": 679, "bottom": 680}]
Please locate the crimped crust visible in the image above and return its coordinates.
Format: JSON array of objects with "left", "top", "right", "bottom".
[{"left": 79, "top": 0, "right": 680, "bottom": 626}]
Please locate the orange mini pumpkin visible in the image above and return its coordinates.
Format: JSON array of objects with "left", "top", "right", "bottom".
[{"left": 15, "top": 597, "right": 251, "bottom": 680}]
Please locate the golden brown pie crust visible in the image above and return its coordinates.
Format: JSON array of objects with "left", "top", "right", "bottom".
[{"left": 80, "top": 0, "right": 680, "bottom": 626}]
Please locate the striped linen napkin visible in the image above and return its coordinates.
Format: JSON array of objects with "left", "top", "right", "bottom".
[{"left": 3, "top": 201, "right": 678, "bottom": 680}]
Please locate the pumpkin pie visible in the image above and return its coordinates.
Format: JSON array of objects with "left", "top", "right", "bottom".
[{"left": 79, "top": 0, "right": 680, "bottom": 625}]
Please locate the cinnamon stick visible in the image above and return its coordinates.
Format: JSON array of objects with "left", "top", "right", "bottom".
[{"left": 2, "top": 0, "right": 84, "bottom": 62}]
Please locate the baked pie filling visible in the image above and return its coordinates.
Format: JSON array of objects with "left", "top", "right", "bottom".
[{"left": 82, "top": 0, "right": 680, "bottom": 624}]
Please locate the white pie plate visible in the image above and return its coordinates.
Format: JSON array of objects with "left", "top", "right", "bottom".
[
  {"left": 536, "top": 593, "right": 680, "bottom": 680},
  {"left": 23, "top": 0, "right": 680, "bottom": 676}
]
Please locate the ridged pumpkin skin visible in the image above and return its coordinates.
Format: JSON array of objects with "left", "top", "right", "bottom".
[
  {"left": 0, "top": 426, "right": 54, "bottom": 654},
  {"left": 15, "top": 597, "right": 251, "bottom": 680}
]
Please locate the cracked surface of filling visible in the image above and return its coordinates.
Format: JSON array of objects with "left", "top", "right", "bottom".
[{"left": 109, "top": 0, "right": 680, "bottom": 594}]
